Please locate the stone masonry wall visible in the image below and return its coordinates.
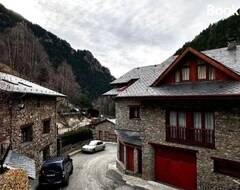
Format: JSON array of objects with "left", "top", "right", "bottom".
[
  {"left": 94, "top": 121, "right": 116, "bottom": 142},
  {"left": 2, "top": 94, "right": 58, "bottom": 171},
  {"left": 116, "top": 98, "right": 240, "bottom": 188},
  {"left": 116, "top": 99, "right": 143, "bottom": 132}
]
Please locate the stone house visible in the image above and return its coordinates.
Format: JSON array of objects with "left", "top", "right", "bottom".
[
  {"left": 91, "top": 118, "right": 117, "bottom": 142},
  {"left": 0, "top": 72, "right": 65, "bottom": 173},
  {"left": 104, "top": 43, "right": 240, "bottom": 189}
]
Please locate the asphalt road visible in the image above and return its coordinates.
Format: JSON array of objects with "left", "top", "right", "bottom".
[
  {"left": 35, "top": 143, "right": 147, "bottom": 190},
  {"left": 62, "top": 142, "right": 141, "bottom": 190}
]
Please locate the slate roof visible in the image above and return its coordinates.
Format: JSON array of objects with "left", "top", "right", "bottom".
[
  {"left": 0, "top": 72, "right": 65, "bottom": 97},
  {"left": 115, "top": 129, "right": 142, "bottom": 147},
  {"left": 4, "top": 150, "right": 36, "bottom": 179},
  {"left": 104, "top": 45, "right": 240, "bottom": 98}
]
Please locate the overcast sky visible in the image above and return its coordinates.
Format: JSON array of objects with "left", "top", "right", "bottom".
[{"left": 0, "top": 0, "right": 240, "bottom": 77}]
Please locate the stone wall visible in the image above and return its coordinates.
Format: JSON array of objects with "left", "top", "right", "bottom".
[
  {"left": 116, "top": 99, "right": 143, "bottom": 132},
  {"left": 116, "top": 98, "right": 240, "bottom": 188},
  {"left": 1, "top": 94, "right": 58, "bottom": 171},
  {"left": 93, "top": 120, "right": 116, "bottom": 142}
]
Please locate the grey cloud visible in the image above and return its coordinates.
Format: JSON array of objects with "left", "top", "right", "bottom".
[{"left": 33, "top": 0, "right": 240, "bottom": 77}]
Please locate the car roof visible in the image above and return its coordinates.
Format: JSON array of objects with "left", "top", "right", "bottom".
[
  {"left": 44, "top": 156, "right": 65, "bottom": 164},
  {"left": 90, "top": 140, "right": 103, "bottom": 143}
]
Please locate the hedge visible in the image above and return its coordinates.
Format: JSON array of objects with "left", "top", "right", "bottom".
[
  {"left": 60, "top": 127, "right": 92, "bottom": 147},
  {"left": 1, "top": 168, "right": 29, "bottom": 190}
]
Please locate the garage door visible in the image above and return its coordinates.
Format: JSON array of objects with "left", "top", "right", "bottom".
[
  {"left": 155, "top": 146, "right": 197, "bottom": 190},
  {"left": 126, "top": 146, "right": 134, "bottom": 172}
]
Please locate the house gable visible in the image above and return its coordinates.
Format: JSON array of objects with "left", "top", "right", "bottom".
[{"left": 151, "top": 47, "right": 240, "bottom": 86}]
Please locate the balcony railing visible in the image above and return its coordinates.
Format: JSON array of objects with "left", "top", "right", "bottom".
[{"left": 166, "top": 125, "right": 215, "bottom": 148}]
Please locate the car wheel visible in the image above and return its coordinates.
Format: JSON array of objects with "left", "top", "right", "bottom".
[
  {"left": 70, "top": 165, "right": 73, "bottom": 175},
  {"left": 92, "top": 149, "right": 95, "bottom": 153},
  {"left": 64, "top": 175, "right": 69, "bottom": 186},
  {"left": 102, "top": 146, "right": 105, "bottom": 151}
]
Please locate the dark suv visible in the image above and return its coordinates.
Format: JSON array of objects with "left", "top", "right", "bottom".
[{"left": 38, "top": 155, "right": 73, "bottom": 187}]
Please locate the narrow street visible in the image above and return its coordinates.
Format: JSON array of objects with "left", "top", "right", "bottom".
[{"left": 62, "top": 143, "right": 139, "bottom": 190}]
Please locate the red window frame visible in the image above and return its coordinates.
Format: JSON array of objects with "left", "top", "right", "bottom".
[
  {"left": 166, "top": 110, "right": 215, "bottom": 148},
  {"left": 211, "top": 157, "right": 240, "bottom": 178},
  {"left": 174, "top": 59, "right": 216, "bottom": 83}
]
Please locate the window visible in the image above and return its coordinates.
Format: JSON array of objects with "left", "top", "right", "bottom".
[
  {"left": 170, "top": 111, "right": 177, "bottom": 126},
  {"left": 21, "top": 126, "right": 33, "bottom": 142},
  {"left": 175, "top": 70, "right": 180, "bottom": 82},
  {"left": 172, "top": 59, "right": 217, "bottom": 83},
  {"left": 43, "top": 119, "right": 51, "bottom": 134},
  {"left": 209, "top": 67, "right": 216, "bottom": 80},
  {"left": 182, "top": 67, "right": 190, "bottom": 81},
  {"left": 166, "top": 111, "right": 215, "bottom": 147},
  {"left": 197, "top": 59, "right": 216, "bottom": 80},
  {"left": 198, "top": 65, "right": 207, "bottom": 79},
  {"left": 211, "top": 157, "right": 240, "bottom": 178},
  {"left": 129, "top": 106, "right": 140, "bottom": 119}
]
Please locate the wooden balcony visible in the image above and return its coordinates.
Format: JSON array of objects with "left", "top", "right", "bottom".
[{"left": 166, "top": 125, "right": 215, "bottom": 148}]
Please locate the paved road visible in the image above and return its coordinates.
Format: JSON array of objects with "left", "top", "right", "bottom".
[
  {"left": 35, "top": 143, "right": 147, "bottom": 190},
  {"left": 63, "top": 142, "right": 141, "bottom": 190}
]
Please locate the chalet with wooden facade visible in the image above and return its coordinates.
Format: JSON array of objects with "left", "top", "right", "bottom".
[
  {"left": 0, "top": 72, "right": 65, "bottom": 174},
  {"left": 104, "top": 42, "right": 240, "bottom": 189}
]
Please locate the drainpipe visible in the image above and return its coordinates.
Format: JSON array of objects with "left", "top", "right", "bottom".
[{"left": 8, "top": 99, "right": 13, "bottom": 149}]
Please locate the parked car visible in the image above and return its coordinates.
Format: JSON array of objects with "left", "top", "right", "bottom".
[
  {"left": 82, "top": 140, "right": 106, "bottom": 153},
  {"left": 38, "top": 155, "right": 73, "bottom": 187}
]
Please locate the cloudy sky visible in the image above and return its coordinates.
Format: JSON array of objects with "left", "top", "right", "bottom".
[{"left": 0, "top": 0, "right": 240, "bottom": 77}]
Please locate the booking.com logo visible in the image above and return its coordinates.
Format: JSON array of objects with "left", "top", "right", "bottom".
[{"left": 207, "top": 5, "right": 236, "bottom": 16}]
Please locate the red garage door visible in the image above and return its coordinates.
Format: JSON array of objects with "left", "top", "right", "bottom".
[
  {"left": 127, "top": 146, "right": 134, "bottom": 172},
  {"left": 155, "top": 146, "right": 197, "bottom": 190}
]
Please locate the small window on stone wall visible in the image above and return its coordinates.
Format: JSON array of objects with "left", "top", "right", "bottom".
[
  {"left": 129, "top": 106, "right": 140, "bottom": 119},
  {"left": 211, "top": 157, "right": 240, "bottom": 178},
  {"left": 43, "top": 119, "right": 51, "bottom": 134},
  {"left": 21, "top": 125, "right": 33, "bottom": 142}
]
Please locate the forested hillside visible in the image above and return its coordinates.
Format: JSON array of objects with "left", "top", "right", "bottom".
[
  {"left": 0, "top": 4, "right": 114, "bottom": 103},
  {"left": 175, "top": 9, "right": 240, "bottom": 55}
]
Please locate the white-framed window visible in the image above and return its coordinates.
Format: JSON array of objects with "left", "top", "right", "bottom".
[
  {"left": 178, "top": 111, "right": 186, "bottom": 127},
  {"left": 209, "top": 67, "right": 216, "bottom": 80},
  {"left": 194, "top": 112, "right": 202, "bottom": 129},
  {"left": 205, "top": 112, "right": 214, "bottom": 130},
  {"left": 170, "top": 111, "right": 177, "bottom": 126},
  {"left": 175, "top": 70, "right": 180, "bottom": 82},
  {"left": 198, "top": 65, "right": 207, "bottom": 79},
  {"left": 182, "top": 68, "right": 190, "bottom": 81}
]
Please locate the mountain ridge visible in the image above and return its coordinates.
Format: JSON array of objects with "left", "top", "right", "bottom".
[
  {"left": 175, "top": 10, "right": 240, "bottom": 55},
  {"left": 0, "top": 3, "right": 115, "bottom": 102}
]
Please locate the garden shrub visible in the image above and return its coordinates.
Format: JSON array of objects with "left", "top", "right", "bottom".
[
  {"left": 60, "top": 127, "right": 92, "bottom": 146},
  {"left": 1, "top": 168, "right": 29, "bottom": 190}
]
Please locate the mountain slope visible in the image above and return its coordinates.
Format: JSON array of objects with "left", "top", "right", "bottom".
[
  {"left": 0, "top": 4, "right": 114, "bottom": 101},
  {"left": 175, "top": 11, "right": 240, "bottom": 55}
]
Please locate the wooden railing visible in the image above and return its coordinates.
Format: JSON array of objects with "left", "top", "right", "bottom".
[{"left": 166, "top": 125, "right": 215, "bottom": 148}]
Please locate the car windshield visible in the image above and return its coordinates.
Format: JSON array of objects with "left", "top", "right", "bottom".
[
  {"left": 88, "top": 141, "right": 97, "bottom": 146},
  {"left": 42, "top": 163, "right": 62, "bottom": 171}
]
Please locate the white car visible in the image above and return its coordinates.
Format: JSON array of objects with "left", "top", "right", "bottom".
[{"left": 82, "top": 140, "right": 106, "bottom": 153}]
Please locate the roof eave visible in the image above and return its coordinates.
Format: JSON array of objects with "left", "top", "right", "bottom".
[{"left": 116, "top": 94, "right": 240, "bottom": 99}]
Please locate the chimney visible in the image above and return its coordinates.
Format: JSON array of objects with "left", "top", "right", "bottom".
[{"left": 227, "top": 38, "right": 237, "bottom": 50}]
